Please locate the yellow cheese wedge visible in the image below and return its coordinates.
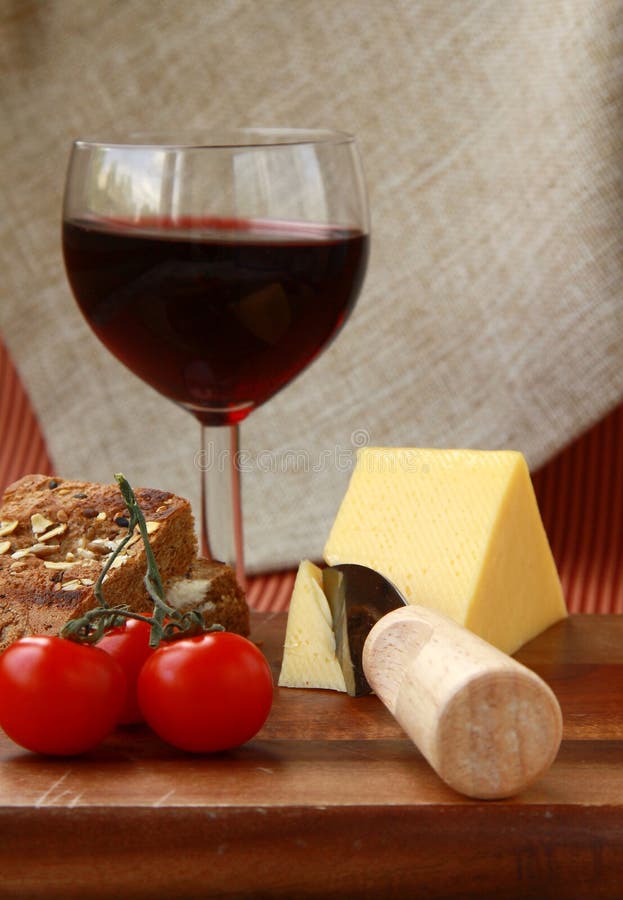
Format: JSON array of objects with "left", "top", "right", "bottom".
[
  {"left": 278, "top": 560, "right": 347, "bottom": 691},
  {"left": 324, "top": 448, "right": 567, "bottom": 656}
]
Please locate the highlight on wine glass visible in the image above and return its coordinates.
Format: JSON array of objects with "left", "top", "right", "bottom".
[{"left": 62, "top": 130, "right": 370, "bottom": 583}]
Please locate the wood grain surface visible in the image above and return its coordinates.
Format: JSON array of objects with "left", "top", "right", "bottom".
[{"left": 0, "top": 613, "right": 622, "bottom": 899}]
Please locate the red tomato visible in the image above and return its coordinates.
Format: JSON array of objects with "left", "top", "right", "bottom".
[
  {"left": 98, "top": 617, "right": 155, "bottom": 724},
  {"left": 137, "top": 632, "right": 273, "bottom": 753},
  {"left": 0, "top": 636, "right": 126, "bottom": 755}
]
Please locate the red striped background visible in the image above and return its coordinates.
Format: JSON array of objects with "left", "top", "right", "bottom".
[
  {"left": 0, "top": 335, "right": 54, "bottom": 496},
  {"left": 0, "top": 335, "right": 621, "bottom": 614},
  {"left": 532, "top": 405, "right": 623, "bottom": 613}
]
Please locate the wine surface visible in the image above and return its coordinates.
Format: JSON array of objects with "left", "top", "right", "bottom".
[{"left": 63, "top": 217, "right": 368, "bottom": 424}]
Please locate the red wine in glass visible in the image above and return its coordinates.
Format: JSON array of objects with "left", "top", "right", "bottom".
[{"left": 63, "top": 217, "right": 369, "bottom": 426}]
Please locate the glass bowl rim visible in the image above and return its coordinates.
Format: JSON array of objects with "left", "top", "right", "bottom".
[{"left": 71, "top": 128, "right": 357, "bottom": 151}]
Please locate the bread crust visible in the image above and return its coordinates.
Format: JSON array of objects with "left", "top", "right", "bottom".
[{"left": 166, "top": 558, "right": 250, "bottom": 637}]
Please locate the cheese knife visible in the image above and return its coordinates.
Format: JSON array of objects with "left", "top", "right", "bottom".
[{"left": 322, "top": 563, "right": 563, "bottom": 799}]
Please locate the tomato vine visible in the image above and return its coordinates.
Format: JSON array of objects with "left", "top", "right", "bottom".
[{"left": 60, "top": 474, "right": 222, "bottom": 647}]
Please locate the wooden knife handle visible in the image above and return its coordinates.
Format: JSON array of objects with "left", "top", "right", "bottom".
[{"left": 362, "top": 605, "right": 562, "bottom": 799}]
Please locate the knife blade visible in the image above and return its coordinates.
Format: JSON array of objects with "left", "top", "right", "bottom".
[{"left": 322, "top": 563, "right": 408, "bottom": 697}]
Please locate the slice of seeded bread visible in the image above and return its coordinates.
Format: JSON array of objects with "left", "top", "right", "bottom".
[
  {"left": 166, "top": 558, "right": 250, "bottom": 637},
  {"left": 0, "top": 473, "right": 199, "bottom": 649}
]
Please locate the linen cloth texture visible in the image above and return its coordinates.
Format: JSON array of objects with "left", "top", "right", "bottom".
[{"left": 1, "top": 0, "right": 622, "bottom": 572}]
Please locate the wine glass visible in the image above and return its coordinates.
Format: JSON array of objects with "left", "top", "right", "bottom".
[{"left": 62, "top": 129, "right": 369, "bottom": 585}]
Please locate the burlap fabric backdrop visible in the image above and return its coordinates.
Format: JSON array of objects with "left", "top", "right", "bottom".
[{"left": 2, "top": 0, "right": 622, "bottom": 572}]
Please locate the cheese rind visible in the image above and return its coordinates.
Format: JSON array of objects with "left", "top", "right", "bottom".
[
  {"left": 323, "top": 448, "right": 567, "bottom": 656},
  {"left": 278, "top": 560, "right": 347, "bottom": 691}
]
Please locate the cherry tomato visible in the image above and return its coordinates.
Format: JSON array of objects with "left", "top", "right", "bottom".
[
  {"left": 98, "top": 617, "right": 155, "bottom": 724},
  {"left": 0, "top": 636, "right": 127, "bottom": 755},
  {"left": 137, "top": 632, "right": 273, "bottom": 753}
]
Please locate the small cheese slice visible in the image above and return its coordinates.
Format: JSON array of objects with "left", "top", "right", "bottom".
[
  {"left": 324, "top": 448, "right": 567, "bottom": 656},
  {"left": 278, "top": 559, "right": 347, "bottom": 691}
]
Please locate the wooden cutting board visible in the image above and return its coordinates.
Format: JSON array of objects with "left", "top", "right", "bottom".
[{"left": 0, "top": 613, "right": 622, "bottom": 899}]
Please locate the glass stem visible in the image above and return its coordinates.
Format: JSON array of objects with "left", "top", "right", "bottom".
[{"left": 199, "top": 423, "right": 246, "bottom": 589}]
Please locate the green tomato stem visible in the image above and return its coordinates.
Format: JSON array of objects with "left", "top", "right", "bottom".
[{"left": 62, "top": 474, "right": 220, "bottom": 648}]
